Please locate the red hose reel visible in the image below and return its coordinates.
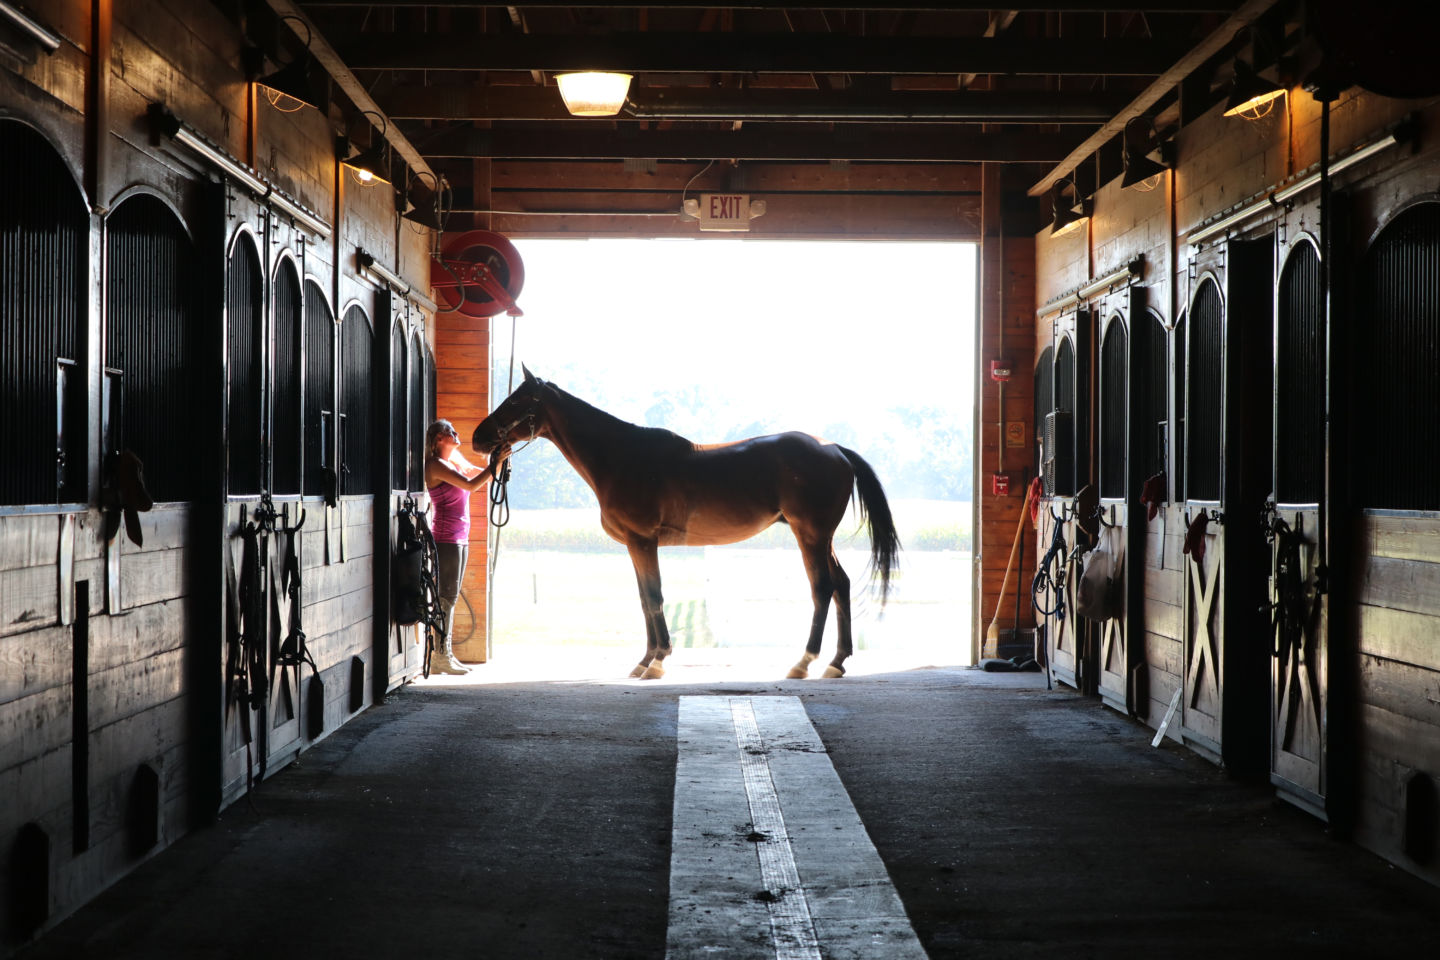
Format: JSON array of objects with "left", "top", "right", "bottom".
[{"left": 430, "top": 230, "right": 526, "bottom": 319}]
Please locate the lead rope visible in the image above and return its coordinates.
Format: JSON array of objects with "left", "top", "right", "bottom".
[{"left": 490, "top": 312, "right": 520, "bottom": 530}]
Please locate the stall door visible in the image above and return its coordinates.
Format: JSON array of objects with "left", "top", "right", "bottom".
[
  {"left": 1040, "top": 329, "right": 1088, "bottom": 690},
  {"left": 1182, "top": 241, "right": 1273, "bottom": 776},
  {"left": 1269, "top": 239, "right": 1327, "bottom": 815},
  {"left": 1095, "top": 310, "right": 1129, "bottom": 713}
]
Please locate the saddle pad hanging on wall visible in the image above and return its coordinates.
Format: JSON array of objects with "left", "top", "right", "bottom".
[{"left": 1075, "top": 547, "right": 1120, "bottom": 621}]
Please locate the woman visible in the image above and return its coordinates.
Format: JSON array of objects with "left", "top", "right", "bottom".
[{"left": 424, "top": 419, "right": 503, "bottom": 675}]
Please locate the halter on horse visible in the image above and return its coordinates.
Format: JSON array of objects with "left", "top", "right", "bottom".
[{"left": 472, "top": 367, "right": 901, "bottom": 679}]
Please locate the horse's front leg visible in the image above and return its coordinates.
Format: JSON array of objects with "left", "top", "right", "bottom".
[{"left": 625, "top": 540, "right": 670, "bottom": 679}]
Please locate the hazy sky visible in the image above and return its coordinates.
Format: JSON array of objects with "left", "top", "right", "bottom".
[{"left": 501, "top": 238, "right": 976, "bottom": 432}]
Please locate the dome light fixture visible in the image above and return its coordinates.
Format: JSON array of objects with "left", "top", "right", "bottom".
[{"left": 555, "top": 72, "right": 633, "bottom": 117}]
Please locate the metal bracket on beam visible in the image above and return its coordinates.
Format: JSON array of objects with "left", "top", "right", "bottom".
[
  {"left": 1187, "top": 122, "right": 1410, "bottom": 248},
  {"left": 1036, "top": 255, "right": 1145, "bottom": 320},
  {"left": 148, "top": 104, "right": 331, "bottom": 239},
  {"left": 357, "top": 247, "right": 438, "bottom": 315}
]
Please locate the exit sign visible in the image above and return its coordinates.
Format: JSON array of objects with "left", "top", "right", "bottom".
[{"left": 698, "top": 193, "right": 751, "bottom": 232}]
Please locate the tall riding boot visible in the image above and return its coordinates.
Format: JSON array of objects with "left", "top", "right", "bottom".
[{"left": 429, "top": 599, "right": 470, "bottom": 675}]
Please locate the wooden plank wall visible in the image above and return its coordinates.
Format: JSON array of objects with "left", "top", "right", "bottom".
[
  {"left": 1353, "top": 515, "right": 1440, "bottom": 885},
  {"left": 488, "top": 160, "right": 983, "bottom": 240},
  {"left": 1031, "top": 64, "right": 1440, "bottom": 883},
  {"left": 435, "top": 312, "right": 492, "bottom": 663},
  {"left": 0, "top": 1, "right": 442, "bottom": 948},
  {"left": 974, "top": 164, "right": 1038, "bottom": 658}
]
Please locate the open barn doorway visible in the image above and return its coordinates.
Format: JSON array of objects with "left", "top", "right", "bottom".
[{"left": 478, "top": 239, "right": 975, "bottom": 680}]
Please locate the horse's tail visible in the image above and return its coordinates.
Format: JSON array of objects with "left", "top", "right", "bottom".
[{"left": 838, "top": 446, "right": 901, "bottom": 606}]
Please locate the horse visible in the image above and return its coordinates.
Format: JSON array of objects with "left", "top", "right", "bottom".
[{"left": 471, "top": 366, "right": 900, "bottom": 680}]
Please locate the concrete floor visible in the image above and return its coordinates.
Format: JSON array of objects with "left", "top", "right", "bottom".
[{"left": 16, "top": 649, "right": 1440, "bottom": 959}]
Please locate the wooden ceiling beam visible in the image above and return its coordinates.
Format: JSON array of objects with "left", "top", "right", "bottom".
[
  {"left": 1027, "top": 0, "right": 1281, "bottom": 195},
  {"left": 300, "top": 1, "right": 1239, "bottom": 12},
  {"left": 380, "top": 83, "right": 1132, "bottom": 121},
  {"left": 330, "top": 32, "right": 1189, "bottom": 76},
  {"left": 411, "top": 124, "right": 1088, "bottom": 161}
]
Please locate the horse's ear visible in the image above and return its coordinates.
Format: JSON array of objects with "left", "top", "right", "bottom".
[{"left": 522, "top": 363, "right": 536, "bottom": 384}]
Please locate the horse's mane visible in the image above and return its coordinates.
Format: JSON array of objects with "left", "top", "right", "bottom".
[{"left": 546, "top": 381, "right": 695, "bottom": 455}]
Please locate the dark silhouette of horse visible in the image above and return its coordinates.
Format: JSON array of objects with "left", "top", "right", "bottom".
[{"left": 472, "top": 367, "right": 900, "bottom": 679}]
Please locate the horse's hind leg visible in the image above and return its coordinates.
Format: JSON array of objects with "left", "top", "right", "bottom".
[
  {"left": 787, "top": 540, "right": 836, "bottom": 679},
  {"left": 824, "top": 551, "right": 853, "bottom": 678},
  {"left": 626, "top": 540, "right": 670, "bottom": 679}
]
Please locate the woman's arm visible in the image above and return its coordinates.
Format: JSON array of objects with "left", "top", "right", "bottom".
[{"left": 426, "top": 455, "right": 498, "bottom": 492}]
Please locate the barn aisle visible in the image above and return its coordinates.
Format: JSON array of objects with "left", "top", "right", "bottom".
[{"left": 17, "top": 661, "right": 1440, "bottom": 960}]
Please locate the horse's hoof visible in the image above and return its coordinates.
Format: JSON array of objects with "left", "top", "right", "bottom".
[
  {"left": 786, "top": 665, "right": 810, "bottom": 680},
  {"left": 641, "top": 662, "right": 665, "bottom": 680},
  {"left": 629, "top": 663, "right": 648, "bottom": 678},
  {"left": 822, "top": 665, "right": 846, "bottom": 679}
]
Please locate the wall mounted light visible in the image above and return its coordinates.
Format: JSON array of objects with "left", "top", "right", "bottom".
[
  {"left": 1050, "top": 177, "right": 1090, "bottom": 238},
  {"left": 245, "top": 16, "right": 329, "bottom": 114},
  {"left": 1121, "top": 116, "right": 1172, "bottom": 192},
  {"left": 555, "top": 72, "right": 633, "bottom": 117},
  {"left": 1224, "top": 59, "right": 1286, "bottom": 119},
  {"left": 338, "top": 110, "right": 391, "bottom": 186},
  {"left": 402, "top": 170, "right": 452, "bottom": 231},
  {"left": 1223, "top": 27, "right": 1287, "bottom": 120}
]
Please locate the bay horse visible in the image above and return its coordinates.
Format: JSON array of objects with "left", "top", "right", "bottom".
[{"left": 472, "top": 367, "right": 900, "bottom": 680}]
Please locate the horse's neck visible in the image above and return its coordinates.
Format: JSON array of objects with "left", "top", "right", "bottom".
[{"left": 541, "top": 388, "right": 646, "bottom": 488}]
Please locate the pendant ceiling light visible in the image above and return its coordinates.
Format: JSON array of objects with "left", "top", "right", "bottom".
[{"left": 555, "top": 72, "right": 633, "bottom": 117}]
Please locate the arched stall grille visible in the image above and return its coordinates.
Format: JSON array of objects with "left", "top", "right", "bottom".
[
  {"left": 341, "top": 304, "right": 374, "bottom": 497},
  {"left": 1048, "top": 337, "right": 1076, "bottom": 497},
  {"left": 226, "top": 234, "right": 264, "bottom": 498},
  {"left": 0, "top": 120, "right": 88, "bottom": 507},
  {"left": 1187, "top": 280, "right": 1223, "bottom": 502},
  {"left": 1173, "top": 312, "right": 1187, "bottom": 498},
  {"left": 1034, "top": 347, "right": 1054, "bottom": 487},
  {"left": 1100, "top": 315, "right": 1129, "bottom": 499},
  {"left": 105, "top": 196, "right": 201, "bottom": 504},
  {"left": 409, "top": 331, "right": 425, "bottom": 492},
  {"left": 304, "top": 281, "right": 335, "bottom": 499},
  {"left": 272, "top": 258, "right": 303, "bottom": 497},
  {"left": 1277, "top": 241, "right": 1324, "bottom": 505},
  {"left": 390, "top": 321, "right": 408, "bottom": 491},
  {"left": 1358, "top": 202, "right": 1440, "bottom": 510}
]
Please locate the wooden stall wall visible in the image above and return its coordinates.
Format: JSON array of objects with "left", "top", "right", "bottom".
[
  {"left": 434, "top": 309, "right": 492, "bottom": 663},
  {"left": 975, "top": 164, "right": 1038, "bottom": 661},
  {"left": 1340, "top": 117, "right": 1440, "bottom": 885},
  {"left": 1031, "top": 64, "right": 1440, "bottom": 882},
  {"left": 1, "top": 2, "right": 440, "bottom": 949}
]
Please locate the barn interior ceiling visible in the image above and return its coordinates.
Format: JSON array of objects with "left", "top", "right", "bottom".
[{"left": 238, "top": 0, "right": 1295, "bottom": 232}]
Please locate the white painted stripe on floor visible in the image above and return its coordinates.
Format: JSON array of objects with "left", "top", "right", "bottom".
[
  {"left": 667, "top": 696, "right": 929, "bottom": 960},
  {"left": 730, "top": 699, "right": 824, "bottom": 960}
]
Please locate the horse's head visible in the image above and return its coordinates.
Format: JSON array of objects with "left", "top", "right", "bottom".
[{"left": 472, "top": 364, "right": 548, "bottom": 457}]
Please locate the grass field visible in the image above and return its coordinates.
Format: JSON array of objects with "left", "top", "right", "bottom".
[{"left": 486, "top": 500, "right": 974, "bottom": 669}]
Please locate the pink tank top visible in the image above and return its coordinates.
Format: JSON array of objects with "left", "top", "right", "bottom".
[{"left": 427, "top": 480, "right": 471, "bottom": 543}]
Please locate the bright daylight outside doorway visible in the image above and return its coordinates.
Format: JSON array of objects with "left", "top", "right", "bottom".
[{"left": 479, "top": 238, "right": 975, "bottom": 681}]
